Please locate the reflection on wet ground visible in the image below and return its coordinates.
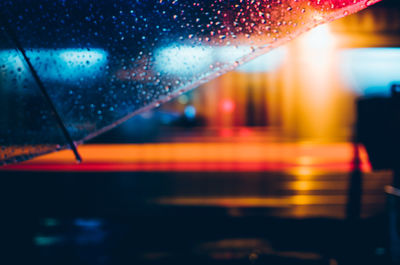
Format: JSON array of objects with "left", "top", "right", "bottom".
[{"left": 1, "top": 130, "right": 394, "bottom": 264}]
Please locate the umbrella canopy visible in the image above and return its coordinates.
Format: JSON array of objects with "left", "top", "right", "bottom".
[{"left": 0, "top": 0, "right": 381, "bottom": 165}]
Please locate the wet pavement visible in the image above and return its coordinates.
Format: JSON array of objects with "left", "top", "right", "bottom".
[
  {"left": 2, "top": 164, "right": 393, "bottom": 265},
  {"left": 0, "top": 130, "right": 394, "bottom": 264}
]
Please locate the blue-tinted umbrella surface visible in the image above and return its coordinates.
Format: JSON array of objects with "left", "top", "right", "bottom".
[{"left": 0, "top": 0, "right": 381, "bottom": 164}]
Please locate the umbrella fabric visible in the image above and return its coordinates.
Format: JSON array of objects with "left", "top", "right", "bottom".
[{"left": 0, "top": 0, "right": 381, "bottom": 165}]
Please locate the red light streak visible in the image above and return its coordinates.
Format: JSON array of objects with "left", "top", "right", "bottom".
[{"left": 1, "top": 143, "right": 372, "bottom": 173}]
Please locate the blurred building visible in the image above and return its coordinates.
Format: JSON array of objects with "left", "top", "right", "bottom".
[{"left": 158, "top": 1, "right": 400, "bottom": 142}]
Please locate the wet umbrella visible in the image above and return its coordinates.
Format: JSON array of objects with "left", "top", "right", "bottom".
[{"left": 0, "top": 0, "right": 381, "bottom": 165}]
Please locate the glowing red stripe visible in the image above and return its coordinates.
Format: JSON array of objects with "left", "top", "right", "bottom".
[{"left": 1, "top": 161, "right": 371, "bottom": 172}]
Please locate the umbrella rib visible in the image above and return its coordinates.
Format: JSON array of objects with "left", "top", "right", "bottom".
[{"left": 0, "top": 23, "right": 82, "bottom": 163}]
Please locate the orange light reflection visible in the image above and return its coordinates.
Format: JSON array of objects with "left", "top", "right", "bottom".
[{"left": 1, "top": 142, "right": 372, "bottom": 173}]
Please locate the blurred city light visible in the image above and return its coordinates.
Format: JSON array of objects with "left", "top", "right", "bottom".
[
  {"left": 155, "top": 45, "right": 286, "bottom": 75},
  {"left": 0, "top": 49, "right": 108, "bottom": 83},
  {"left": 184, "top": 105, "right": 196, "bottom": 120},
  {"left": 154, "top": 45, "right": 213, "bottom": 76},
  {"left": 300, "top": 25, "right": 334, "bottom": 49},
  {"left": 340, "top": 48, "right": 400, "bottom": 96},
  {"left": 221, "top": 99, "right": 235, "bottom": 113},
  {"left": 74, "top": 218, "right": 103, "bottom": 228},
  {"left": 34, "top": 235, "right": 64, "bottom": 246},
  {"left": 236, "top": 47, "right": 286, "bottom": 72}
]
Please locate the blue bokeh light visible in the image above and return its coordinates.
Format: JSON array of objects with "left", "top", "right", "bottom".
[
  {"left": 155, "top": 45, "right": 285, "bottom": 76},
  {"left": 0, "top": 48, "right": 108, "bottom": 84},
  {"left": 184, "top": 105, "right": 196, "bottom": 120},
  {"left": 340, "top": 48, "right": 400, "bottom": 97},
  {"left": 74, "top": 218, "right": 103, "bottom": 228},
  {"left": 155, "top": 45, "right": 213, "bottom": 76}
]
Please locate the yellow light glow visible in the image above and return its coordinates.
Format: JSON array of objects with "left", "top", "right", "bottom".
[
  {"left": 291, "top": 167, "right": 315, "bottom": 177},
  {"left": 292, "top": 181, "right": 313, "bottom": 191},
  {"left": 300, "top": 24, "right": 334, "bottom": 49},
  {"left": 297, "top": 156, "right": 314, "bottom": 165}
]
